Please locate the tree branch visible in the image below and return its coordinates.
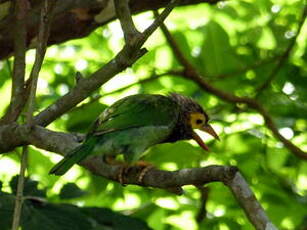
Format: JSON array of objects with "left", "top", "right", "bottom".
[
  {"left": 0, "top": 122, "right": 276, "bottom": 230},
  {"left": 11, "top": 147, "right": 28, "bottom": 230},
  {"left": 157, "top": 13, "right": 307, "bottom": 160},
  {"left": 11, "top": 2, "right": 56, "bottom": 229},
  {"left": 0, "top": 0, "right": 221, "bottom": 60},
  {"left": 255, "top": 5, "right": 307, "bottom": 95},
  {"left": 212, "top": 56, "right": 279, "bottom": 81},
  {"left": 114, "top": 0, "right": 141, "bottom": 43},
  {"left": 0, "top": 0, "right": 29, "bottom": 125},
  {"left": 195, "top": 186, "right": 209, "bottom": 223},
  {"left": 26, "top": 0, "right": 56, "bottom": 124},
  {"left": 71, "top": 70, "right": 181, "bottom": 112},
  {"left": 33, "top": 0, "right": 179, "bottom": 127},
  {"left": 226, "top": 173, "right": 278, "bottom": 230}
]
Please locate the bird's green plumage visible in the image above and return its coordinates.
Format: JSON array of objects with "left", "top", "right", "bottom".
[
  {"left": 49, "top": 137, "right": 98, "bottom": 175},
  {"left": 92, "top": 94, "right": 179, "bottom": 134},
  {"left": 49, "top": 94, "right": 180, "bottom": 175}
]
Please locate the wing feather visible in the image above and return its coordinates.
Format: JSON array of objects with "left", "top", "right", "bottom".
[{"left": 90, "top": 94, "right": 179, "bottom": 136}]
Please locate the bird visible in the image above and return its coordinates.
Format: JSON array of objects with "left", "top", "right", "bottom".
[{"left": 49, "top": 93, "right": 219, "bottom": 182}]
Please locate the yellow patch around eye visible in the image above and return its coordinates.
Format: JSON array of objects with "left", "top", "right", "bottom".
[{"left": 190, "top": 112, "right": 206, "bottom": 129}]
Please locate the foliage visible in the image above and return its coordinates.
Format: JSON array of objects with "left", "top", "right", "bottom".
[
  {"left": 0, "top": 0, "right": 306, "bottom": 229},
  {"left": 0, "top": 177, "right": 151, "bottom": 230}
]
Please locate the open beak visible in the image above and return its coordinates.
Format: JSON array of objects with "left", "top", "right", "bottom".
[
  {"left": 200, "top": 124, "right": 220, "bottom": 141},
  {"left": 192, "top": 124, "right": 219, "bottom": 151},
  {"left": 192, "top": 132, "right": 210, "bottom": 151}
]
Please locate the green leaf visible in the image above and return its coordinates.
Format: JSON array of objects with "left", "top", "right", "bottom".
[
  {"left": 199, "top": 20, "right": 243, "bottom": 76},
  {"left": 82, "top": 207, "right": 152, "bottom": 230},
  {"left": 0, "top": 193, "right": 15, "bottom": 230},
  {"left": 0, "top": 193, "right": 151, "bottom": 230},
  {"left": 9, "top": 176, "right": 46, "bottom": 198},
  {"left": 59, "top": 183, "right": 87, "bottom": 199}
]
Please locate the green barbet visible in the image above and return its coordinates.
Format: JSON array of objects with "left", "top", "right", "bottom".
[{"left": 49, "top": 93, "right": 219, "bottom": 176}]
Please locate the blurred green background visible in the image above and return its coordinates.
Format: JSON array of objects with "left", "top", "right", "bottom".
[{"left": 0, "top": 0, "right": 307, "bottom": 229}]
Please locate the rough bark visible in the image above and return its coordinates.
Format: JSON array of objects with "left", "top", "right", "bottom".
[{"left": 0, "top": 0, "right": 219, "bottom": 60}]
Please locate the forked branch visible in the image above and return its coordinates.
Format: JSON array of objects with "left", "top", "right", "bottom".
[{"left": 156, "top": 11, "right": 307, "bottom": 160}]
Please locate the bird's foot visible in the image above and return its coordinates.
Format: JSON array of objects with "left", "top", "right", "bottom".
[
  {"left": 102, "top": 156, "right": 154, "bottom": 185},
  {"left": 102, "top": 156, "right": 129, "bottom": 184},
  {"left": 135, "top": 161, "right": 155, "bottom": 184},
  {"left": 118, "top": 165, "right": 129, "bottom": 185},
  {"left": 117, "top": 161, "right": 155, "bottom": 185},
  {"left": 137, "top": 165, "right": 154, "bottom": 183}
]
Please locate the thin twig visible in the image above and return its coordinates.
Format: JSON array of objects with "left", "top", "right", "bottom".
[
  {"left": 71, "top": 70, "right": 181, "bottom": 112},
  {"left": 212, "top": 56, "right": 279, "bottom": 81},
  {"left": 142, "top": 0, "right": 179, "bottom": 42},
  {"left": 104, "top": 69, "right": 182, "bottom": 96},
  {"left": 26, "top": 0, "right": 55, "bottom": 125},
  {"left": 255, "top": 5, "right": 307, "bottom": 95},
  {"left": 157, "top": 13, "right": 307, "bottom": 160},
  {"left": 113, "top": 0, "right": 141, "bottom": 43},
  {"left": 11, "top": 147, "right": 28, "bottom": 230},
  {"left": 195, "top": 186, "right": 209, "bottom": 223}
]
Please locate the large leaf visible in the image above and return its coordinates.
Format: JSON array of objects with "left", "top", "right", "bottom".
[
  {"left": 0, "top": 193, "right": 151, "bottom": 230},
  {"left": 59, "top": 183, "right": 87, "bottom": 200},
  {"left": 9, "top": 176, "right": 46, "bottom": 198},
  {"left": 199, "top": 20, "right": 243, "bottom": 77}
]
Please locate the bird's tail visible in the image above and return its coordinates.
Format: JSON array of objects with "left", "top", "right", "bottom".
[{"left": 49, "top": 137, "right": 97, "bottom": 176}]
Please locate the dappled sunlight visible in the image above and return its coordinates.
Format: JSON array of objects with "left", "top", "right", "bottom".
[
  {"left": 166, "top": 211, "right": 198, "bottom": 230},
  {"left": 160, "top": 162, "right": 178, "bottom": 171},
  {"left": 0, "top": 0, "right": 306, "bottom": 229},
  {"left": 113, "top": 193, "right": 141, "bottom": 211},
  {"left": 279, "top": 127, "right": 294, "bottom": 139},
  {"left": 75, "top": 59, "right": 88, "bottom": 71},
  {"left": 155, "top": 197, "right": 179, "bottom": 210},
  {"left": 282, "top": 82, "right": 295, "bottom": 95},
  {"left": 0, "top": 157, "right": 19, "bottom": 192},
  {"left": 0, "top": 81, "right": 12, "bottom": 116}
]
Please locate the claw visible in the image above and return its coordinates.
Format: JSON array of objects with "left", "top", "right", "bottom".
[
  {"left": 103, "top": 157, "right": 154, "bottom": 185},
  {"left": 137, "top": 165, "right": 154, "bottom": 183},
  {"left": 118, "top": 166, "right": 127, "bottom": 185}
]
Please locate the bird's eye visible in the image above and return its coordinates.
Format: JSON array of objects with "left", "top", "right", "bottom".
[{"left": 196, "top": 119, "right": 203, "bottom": 124}]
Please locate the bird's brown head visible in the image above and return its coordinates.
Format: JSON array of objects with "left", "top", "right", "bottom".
[{"left": 169, "top": 93, "right": 219, "bottom": 151}]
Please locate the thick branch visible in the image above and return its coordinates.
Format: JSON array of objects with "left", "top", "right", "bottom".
[
  {"left": 0, "top": 123, "right": 81, "bottom": 153},
  {"left": 158, "top": 16, "right": 307, "bottom": 160},
  {"left": 0, "top": 0, "right": 221, "bottom": 60},
  {"left": 11, "top": 1, "right": 32, "bottom": 229},
  {"left": 0, "top": 0, "right": 29, "bottom": 124}
]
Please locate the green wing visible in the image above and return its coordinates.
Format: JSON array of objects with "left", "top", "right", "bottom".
[{"left": 89, "top": 94, "right": 179, "bottom": 136}]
